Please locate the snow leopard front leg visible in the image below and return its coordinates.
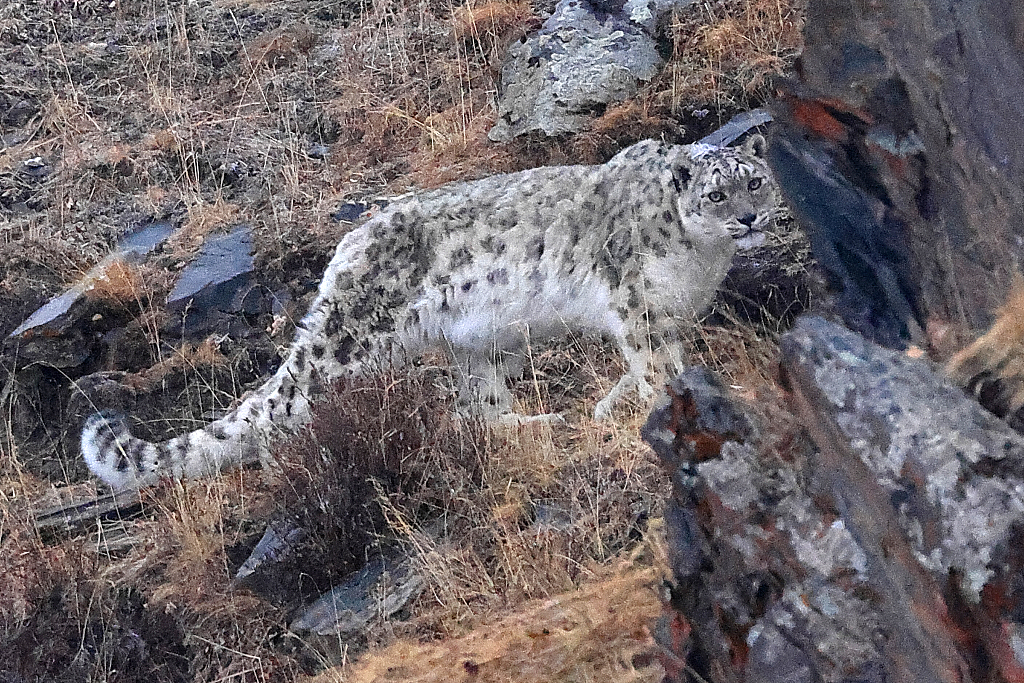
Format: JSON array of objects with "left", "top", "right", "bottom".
[
  {"left": 593, "top": 327, "right": 659, "bottom": 422},
  {"left": 594, "top": 300, "right": 691, "bottom": 421}
]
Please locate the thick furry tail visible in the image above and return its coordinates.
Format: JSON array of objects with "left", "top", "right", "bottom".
[
  {"left": 81, "top": 410, "right": 259, "bottom": 491},
  {"left": 945, "top": 281, "right": 1024, "bottom": 430},
  {"left": 81, "top": 411, "right": 165, "bottom": 491}
]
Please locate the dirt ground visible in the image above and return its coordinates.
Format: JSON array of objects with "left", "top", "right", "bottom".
[{"left": 0, "top": 0, "right": 804, "bottom": 680}]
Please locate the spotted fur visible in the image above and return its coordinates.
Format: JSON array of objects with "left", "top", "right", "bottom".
[{"left": 82, "top": 136, "right": 779, "bottom": 490}]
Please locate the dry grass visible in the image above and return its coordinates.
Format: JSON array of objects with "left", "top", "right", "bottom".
[
  {"left": 451, "top": 1, "right": 539, "bottom": 44},
  {"left": 268, "top": 354, "right": 668, "bottom": 627},
  {"left": 319, "top": 559, "right": 666, "bottom": 683},
  {"left": 649, "top": 0, "right": 805, "bottom": 119},
  {"left": 1, "top": 323, "right": 785, "bottom": 681},
  {"left": 0, "top": 0, "right": 806, "bottom": 680},
  {"left": 83, "top": 257, "right": 149, "bottom": 303}
]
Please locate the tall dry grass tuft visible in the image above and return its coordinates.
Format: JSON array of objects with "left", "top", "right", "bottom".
[
  {"left": 270, "top": 366, "right": 489, "bottom": 603},
  {"left": 0, "top": 503, "right": 195, "bottom": 682},
  {"left": 652, "top": 0, "right": 805, "bottom": 116},
  {"left": 452, "top": 1, "right": 539, "bottom": 48},
  {"left": 266, "top": 352, "right": 667, "bottom": 638}
]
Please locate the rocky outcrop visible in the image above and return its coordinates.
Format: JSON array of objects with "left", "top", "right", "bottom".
[
  {"left": 488, "top": 0, "right": 693, "bottom": 141},
  {"left": 769, "top": 0, "right": 1024, "bottom": 346},
  {"left": 647, "top": 316, "right": 1024, "bottom": 682}
]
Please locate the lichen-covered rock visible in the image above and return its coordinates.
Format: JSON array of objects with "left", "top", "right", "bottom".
[
  {"left": 488, "top": 0, "right": 690, "bottom": 141},
  {"left": 783, "top": 317, "right": 1024, "bottom": 600},
  {"left": 783, "top": 316, "right": 1024, "bottom": 680},
  {"left": 646, "top": 319, "right": 1024, "bottom": 681},
  {"left": 644, "top": 367, "right": 886, "bottom": 683}
]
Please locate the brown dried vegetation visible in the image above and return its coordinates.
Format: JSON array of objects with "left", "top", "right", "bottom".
[
  {"left": 0, "top": 0, "right": 805, "bottom": 680},
  {"left": 326, "top": 560, "right": 666, "bottom": 683},
  {"left": 653, "top": 0, "right": 805, "bottom": 115}
]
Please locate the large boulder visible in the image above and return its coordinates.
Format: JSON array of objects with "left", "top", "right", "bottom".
[
  {"left": 488, "top": 0, "right": 693, "bottom": 141},
  {"left": 646, "top": 317, "right": 1024, "bottom": 681}
]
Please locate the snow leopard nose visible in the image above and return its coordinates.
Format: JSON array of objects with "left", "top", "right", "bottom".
[{"left": 738, "top": 213, "right": 757, "bottom": 227}]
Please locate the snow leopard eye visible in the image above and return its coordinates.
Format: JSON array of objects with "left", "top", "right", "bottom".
[
  {"left": 708, "top": 190, "right": 726, "bottom": 203},
  {"left": 747, "top": 178, "right": 762, "bottom": 191}
]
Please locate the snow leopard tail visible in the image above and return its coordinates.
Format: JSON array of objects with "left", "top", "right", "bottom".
[
  {"left": 81, "top": 410, "right": 260, "bottom": 491},
  {"left": 80, "top": 225, "right": 382, "bottom": 491},
  {"left": 80, "top": 353, "right": 319, "bottom": 491}
]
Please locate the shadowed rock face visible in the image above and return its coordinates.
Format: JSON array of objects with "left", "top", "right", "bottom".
[
  {"left": 166, "top": 224, "right": 261, "bottom": 337},
  {"left": 769, "top": 0, "right": 1024, "bottom": 346},
  {"left": 647, "top": 317, "right": 1024, "bottom": 682}
]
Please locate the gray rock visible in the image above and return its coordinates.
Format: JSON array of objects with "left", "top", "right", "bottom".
[
  {"left": 9, "top": 220, "right": 175, "bottom": 342},
  {"left": 698, "top": 108, "right": 772, "bottom": 147},
  {"left": 233, "top": 518, "right": 307, "bottom": 587},
  {"left": 290, "top": 554, "right": 424, "bottom": 636},
  {"left": 780, "top": 316, "right": 1024, "bottom": 679},
  {"left": 167, "top": 225, "right": 254, "bottom": 307},
  {"left": 5, "top": 219, "right": 176, "bottom": 367},
  {"left": 782, "top": 316, "right": 1024, "bottom": 604},
  {"left": 645, "top": 366, "right": 887, "bottom": 681},
  {"left": 489, "top": 0, "right": 693, "bottom": 141},
  {"left": 116, "top": 219, "right": 176, "bottom": 259},
  {"left": 9, "top": 288, "right": 88, "bottom": 343},
  {"left": 166, "top": 224, "right": 258, "bottom": 336},
  {"left": 623, "top": 0, "right": 691, "bottom": 32},
  {"left": 331, "top": 201, "right": 370, "bottom": 223},
  {"left": 645, "top": 321, "right": 1024, "bottom": 681}
]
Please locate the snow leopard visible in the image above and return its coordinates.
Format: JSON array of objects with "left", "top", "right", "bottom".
[{"left": 82, "top": 135, "right": 779, "bottom": 491}]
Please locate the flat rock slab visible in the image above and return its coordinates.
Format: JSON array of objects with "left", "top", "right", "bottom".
[
  {"left": 290, "top": 553, "right": 424, "bottom": 636},
  {"left": 167, "top": 224, "right": 255, "bottom": 321},
  {"left": 9, "top": 219, "right": 175, "bottom": 342},
  {"left": 232, "top": 518, "right": 307, "bottom": 588},
  {"left": 698, "top": 108, "right": 772, "bottom": 147},
  {"left": 5, "top": 219, "right": 176, "bottom": 368},
  {"left": 117, "top": 219, "right": 176, "bottom": 259},
  {"left": 33, "top": 488, "right": 144, "bottom": 539}
]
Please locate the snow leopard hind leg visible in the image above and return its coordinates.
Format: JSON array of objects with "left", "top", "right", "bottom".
[
  {"left": 81, "top": 224, "right": 429, "bottom": 491},
  {"left": 448, "top": 344, "right": 565, "bottom": 425}
]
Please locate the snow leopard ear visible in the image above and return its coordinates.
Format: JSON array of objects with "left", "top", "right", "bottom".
[
  {"left": 743, "top": 134, "right": 767, "bottom": 158},
  {"left": 671, "top": 165, "right": 692, "bottom": 193}
]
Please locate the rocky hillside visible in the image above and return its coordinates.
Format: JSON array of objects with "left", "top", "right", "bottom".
[{"left": 0, "top": 0, "right": 804, "bottom": 680}]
